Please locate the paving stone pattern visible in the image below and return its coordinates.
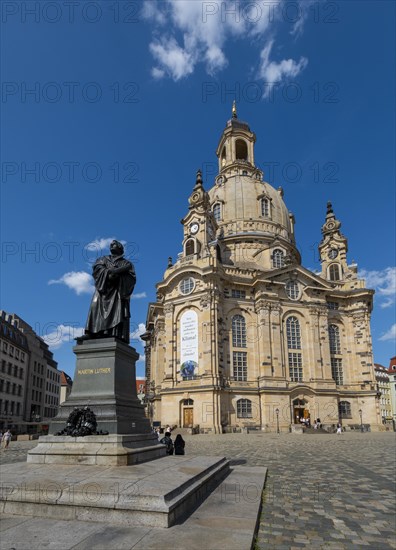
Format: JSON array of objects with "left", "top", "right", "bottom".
[{"left": 1, "top": 432, "right": 395, "bottom": 549}]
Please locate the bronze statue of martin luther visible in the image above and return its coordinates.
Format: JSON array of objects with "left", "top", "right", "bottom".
[{"left": 81, "top": 240, "right": 136, "bottom": 344}]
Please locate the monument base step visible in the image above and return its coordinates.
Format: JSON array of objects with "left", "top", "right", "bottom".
[
  {"left": 27, "top": 434, "right": 167, "bottom": 466},
  {"left": 0, "top": 455, "right": 229, "bottom": 528}
]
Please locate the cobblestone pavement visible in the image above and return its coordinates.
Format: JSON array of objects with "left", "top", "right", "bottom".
[{"left": 1, "top": 433, "right": 395, "bottom": 549}]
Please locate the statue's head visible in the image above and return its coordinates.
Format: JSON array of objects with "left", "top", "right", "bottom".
[{"left": 110, "top": 240, "right": 124, "bottom": 255}]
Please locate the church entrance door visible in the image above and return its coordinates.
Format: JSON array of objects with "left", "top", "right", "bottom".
[
  {"left": 183, "top": 408, "right": 193, "bottom": 428},
  {"left": 292, "top": 399, "right": 310, "bottom": 424}
]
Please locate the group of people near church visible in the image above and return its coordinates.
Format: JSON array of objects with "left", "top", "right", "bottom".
[{"left": 153, "top": 425, "right": 185, "bottom": 456}]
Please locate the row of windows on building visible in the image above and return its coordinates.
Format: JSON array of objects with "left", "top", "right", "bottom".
[
  {"left": 45, "top": 393, "right": 59, "bottom": 406},
  {"left": 44, "top": 407, "right": 57, "bottom": 418},
  {"left": 230, "top": 315, "right": 344, "bottom": 384},
  {"left": 31, "top": 389, "right": 42, "bottom": 403},
  {"left": 33, "top": 361, "right": 45, "bottom": 375},
  {"left": 212, "top": 198, "right": 271, "bottom": 222},
  {"left": 1, "top": 340, "right": 26, "bottom": 361},
  {"left": 1, "top": 360, "right": 24, "bottom": 379},
  {"left": 0, "top": 379, "right": 23, "bottom": 396},
  {"left": 0, "top": 399, "right": 21, "bottom": 416},
  {"left": 236, "top": 398, "right": 353, "bottom": 419}
]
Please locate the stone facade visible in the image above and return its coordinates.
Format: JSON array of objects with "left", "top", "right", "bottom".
[
  {"left": 374, "top": 363, "right": 393, "bottom": 424},
  {"left": 388, "top": 357, "right": 396, "bottom": 424},
  {"left": 0, "top": 311, "right": 61, "bottom": 433},
  {"left": 144, "top": 110, "right": 381, "bottom": 433}
]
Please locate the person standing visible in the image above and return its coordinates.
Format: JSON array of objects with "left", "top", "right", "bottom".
[{"left": 3, "top": 429, "right": 12, "bottom": 449}]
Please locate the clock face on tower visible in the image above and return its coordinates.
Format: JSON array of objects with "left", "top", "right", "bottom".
[
  {"left": 328, "top": 248, "right": 339, "bottom": 259},
  {"left": 190, "top": 223, "right": 199, "bottom": 235}
]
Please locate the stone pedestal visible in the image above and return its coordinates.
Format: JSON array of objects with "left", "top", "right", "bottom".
[
  {"left": 49, "top": 338, "right": 151, "bottom": 435},
  {"left": 28, "top": 434, "right": 166, "bottom": 466}
]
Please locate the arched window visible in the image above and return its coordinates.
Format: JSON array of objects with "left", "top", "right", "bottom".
[
  {"left": 183, "top": 399, "right": 194, "bottom": 406},
  {"left": 329, "top": 263, "right": 342, "bottom": 281},
  {"left": 232, "top": 315, "right": 247, "bottom": 381},
  {"left": 261, "top": 198, "right": 270, "bottom": 217},
  {"left": 329, "top": 325, "right": 341, "bottom": 354},
  {"left": 339, "top": 401, "right": 351, "bottom": 418},
  {"left": 286, "top": 316, "right": 302, "bottom": 382},
  {"left": 235, "top": 139, "right": 248, "bottom": 161},
  {"left": 329, "top": 324, "right": 343, "bottom": 385},
  {"left": 213, "top": 203, "right": 221, "bottom": 222},
  {"left": 272, "top": 249, "right": 285, "bottom": 269},
  {"left": 286, "top": 316, "right": 301, "bottom": 349},
  {"left": 232, "top": 315, "right": 246, "bottom": 348},
  {"left": 286, "top": 280, "right": 300, "bottom": 300},
  {"left": 185, "top": 239, "right": 195, "bottom": 256},
  {"left": 221, "top": 146, "right": 226, "bottom": 166},
  {"left": 237, "top": 399, "right": 252, "bottom": 418}
]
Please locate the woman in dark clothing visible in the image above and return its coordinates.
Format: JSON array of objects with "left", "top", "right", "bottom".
[{"left": 174, "top": 434, "right": 185, "bottom": 455}]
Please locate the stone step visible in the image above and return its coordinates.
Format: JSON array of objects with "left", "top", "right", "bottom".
[{"left": 0, "top": 455, "right": 230, "bottom": 528}]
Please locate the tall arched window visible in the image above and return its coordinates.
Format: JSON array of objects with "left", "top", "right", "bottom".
[
  {"left": 286, "top": 316, "right": 301, "bottom": 349},
  {"left": 185, "top": 239, "right": 195, "bottom": 256},
  {"left": 286, "top": 316, "right": 303, "bottom": 382},
  {"left": 329, "top": 324, "right": 343, "bottom": 385},
  {"left": 237, "top": 398, "right": 252, "bottom": 418},
  {"left": 329, "top": 325, "right": 341, "bottom": 354},
  {"left": 235, "top": 139, "right": 248, "bottom": 161},
  {"left": 213, "top": 203, "right": 221, "bottom": 222},
  {"left": 232, "top": 314, "right": 247, "bottom": 381},
  {"left": 273, "top": 249, "right": 285, "bottom": 269},
  {"left": 261, "top": 198, "right": 270, "bottom": 217},
  {"left": 232, "top": 315, "right": 246, "bottom": 348},
  {"left": 329, "top": 263, "right": 342, "bottom": 281},
  {"left": 221, "top": 146, "right": 226, "bottom": 166}
]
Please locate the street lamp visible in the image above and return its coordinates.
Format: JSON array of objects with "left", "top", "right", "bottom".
[
  {"left": 359, "top": 408, "right": 363, "bottom": 432},
  {"left": 275, "top": 408, "right": 280, "bottom": 434}
]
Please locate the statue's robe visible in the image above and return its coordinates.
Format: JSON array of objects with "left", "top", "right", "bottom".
[{"left": 86, "top": 254, "right": 136, "bottom": 343}]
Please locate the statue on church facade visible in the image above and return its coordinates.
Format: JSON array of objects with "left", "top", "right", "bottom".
[{"left": 82, "top": 240, "right": 136, "bottom": 344}]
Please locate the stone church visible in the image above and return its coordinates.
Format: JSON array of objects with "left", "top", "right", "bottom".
[{"left": 143, "top": 107, "right": 380, "bottom": 433}]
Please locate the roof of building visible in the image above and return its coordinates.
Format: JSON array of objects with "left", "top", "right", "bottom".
[{"left": 60, "top": 371, "right": 73, "bottom": 386}]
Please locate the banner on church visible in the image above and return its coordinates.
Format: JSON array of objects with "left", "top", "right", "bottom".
[{"left": 180, "top": 310, "right": 198, "bottom": 378}]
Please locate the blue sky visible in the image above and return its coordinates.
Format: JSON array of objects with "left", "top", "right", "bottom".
[{"left": 1, "top": 0, "right": 395, "bottom": 378}]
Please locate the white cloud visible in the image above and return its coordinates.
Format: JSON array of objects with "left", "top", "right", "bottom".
[
  {"left": 290, "top": 1, "right": 314, "bottom": 38},
  {"left": 42, "top": 324, "right": 84, "bottom": 350},
  {"left": 150, "top": 37, "right": 195, "bottom": 81},
  {"left": 360, "top": 267, "right": 396, "bottom": 307},
  {"left": 258, "top": 40, "right": 308, "bottom": 96},
  {"left": 143, "top": 0, "right": 303, "bottom": 83},
  {"left": 48, "top": 271, "right": 94, "bottom": 295},
  {"left": 379, "top": 324, "right": 396, "bottom": 342},
  {"left": 132, "top": 292, "right": 147, "bottom": 300},
  {"left": 151, "top": 67, "right": 165, "bottom": 79},
  {"left": 130, "top": 323, "right": 146, "bottom": 344}
]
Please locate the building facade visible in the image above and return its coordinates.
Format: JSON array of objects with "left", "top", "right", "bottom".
[
  {"left": 374, "top": 364, "right": 393, "bottom": 425},
  {"left": 387, "top": 357, "right": 396, "bottom": 425},
  {"left": 144, "top": 110, "right": 380, "bottom": 433},
  {"left": 0, "top": 311, "right": 61, "bottom": 433}
]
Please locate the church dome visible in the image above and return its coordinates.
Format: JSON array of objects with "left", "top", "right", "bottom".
[{"left": 207, "top": 107, "right": 297, "bottom": 263}]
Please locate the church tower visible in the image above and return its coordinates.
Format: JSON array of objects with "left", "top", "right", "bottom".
[{"left": 144, "top": 108, "right": 380, "bottom": 433}]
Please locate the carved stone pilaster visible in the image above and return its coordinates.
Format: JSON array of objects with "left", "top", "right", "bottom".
[
  {"left": 200, "top": 292, "right": 211, "bottom": 309},
  {"left": 163, "top": 303, "right": 174, "bottom": 317}
]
